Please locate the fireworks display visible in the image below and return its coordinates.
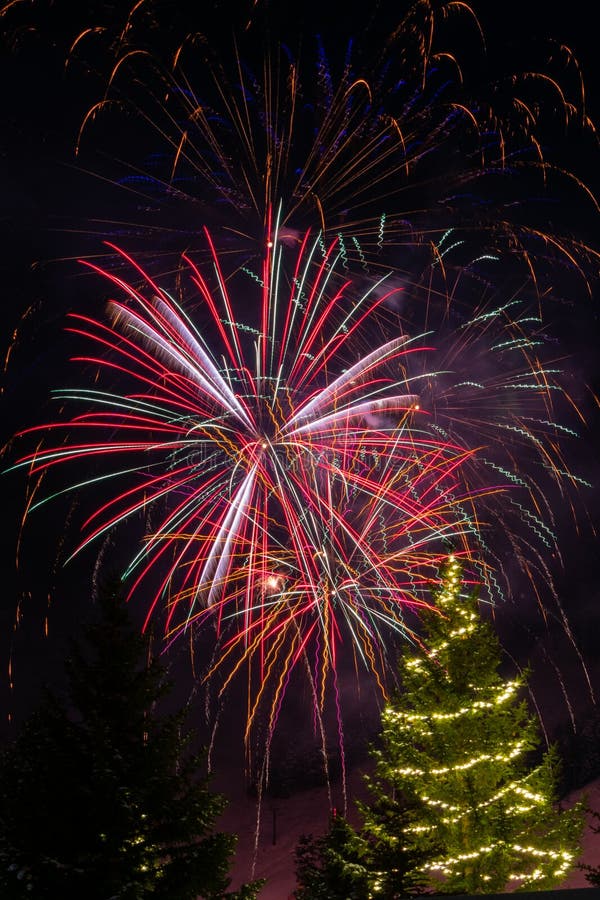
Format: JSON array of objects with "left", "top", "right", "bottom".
[
  {"left": 8, "top": 207, "right": 597, "bottom": 768},
  {"left": 54, "top": 0, "right": 599, "bottom": 301},
  {"left": 8, "top": 217, "right": 476, "bottom": 749},
  {"left": 2, "top": 0, "right": 600, "bottom": 796}
]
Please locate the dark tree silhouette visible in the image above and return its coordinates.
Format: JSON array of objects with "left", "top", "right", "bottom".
[
  {"left": 294, "top": 803, "right": 427, "bottom": 898},
  {"left": 0, "top": 579, "right": 262, "bottom": 899},
  {"left": 294, "top": 813, "right": 370, "bottom": 899}
]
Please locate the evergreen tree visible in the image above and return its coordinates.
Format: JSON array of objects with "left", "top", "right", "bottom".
[
  {"left": 0, "top": 579, "right": 262, "bottom": 900},
  {"left": 294, "top": 802, "right": 427, "bottom": 898},
  {"left": 355, "top": 787, "right": 429, "bottom": 896},
  {"left": 294, "top": 813, "right": 370, "bottom": 899},
  {"left": 361, "top": 555, "right": 584, "bottom": 894}
]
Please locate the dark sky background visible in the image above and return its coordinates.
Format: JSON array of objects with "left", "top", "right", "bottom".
[{"left": 1, "top": 3, "right": 600, "bottom": 884}]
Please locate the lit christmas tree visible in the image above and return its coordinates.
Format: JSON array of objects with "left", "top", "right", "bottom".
[{"left": 360, "top": 556, "right": 584, "bottom": 894}]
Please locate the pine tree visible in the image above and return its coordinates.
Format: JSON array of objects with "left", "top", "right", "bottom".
[
  {"left": 355, "top": 786, "right": 429, "bottom": 897},
  {"left": 294, "top": 813, "right": 370, "bottom": 899},
  {"left": 0, "top": 579, "right": 262, "bottom": 900},
  {"left": 360, "top": 555, "right": 584, "bottom": 894},
  {"left": 294, "top": 802, "right": 428, "bottom": 897}
]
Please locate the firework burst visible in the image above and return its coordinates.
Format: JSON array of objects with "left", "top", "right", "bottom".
[
  {"left": 9, "top": 193, "right": 597, "bottom": 780},
  {"left": 10, "top": 212, "right": 493, "bottom": 748}
]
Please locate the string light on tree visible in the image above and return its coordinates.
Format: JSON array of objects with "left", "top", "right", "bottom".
[{"left": 359, "top": 556, "right": 584, "bottom": 894}]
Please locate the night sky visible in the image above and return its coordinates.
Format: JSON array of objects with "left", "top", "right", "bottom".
[{"left": 2, "top": 0, "right": 600, "bottom": 892}]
